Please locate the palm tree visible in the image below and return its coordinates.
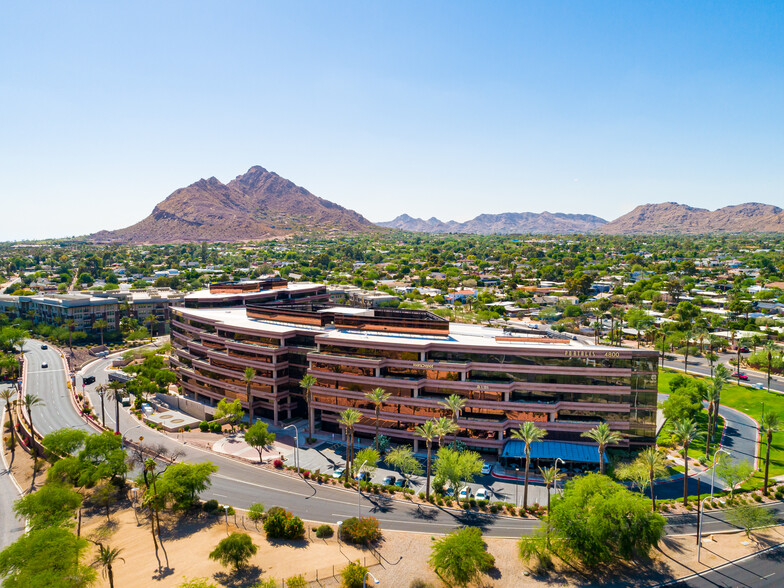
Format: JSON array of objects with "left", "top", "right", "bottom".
[
  {"left": 671, "top": 418, "right": 703, "bottom": 505},
  {"left": 242, "top": 367, "right": 256, "bottom": 424},
  {"left": 338, "top": 408, "right": 361, "bottom": 482},
  {"left": 1, "top": 388, "right": 16, "bottom": 457},
  {"left": 580, "top": 422, "right": 622, "bottom": 475},
  {"left": 764, "top": 341, "right": 777, "bottom": 392},
  {"left": 92, "top": 543, "right": 125, "bottom": 588},
  {"left": 511, "top": 421, "right": 547, "bottom": 509},
  {"left": 299, "top": 374, "right": 317, "bottom": 439},
  {"left": 760, "top": 411, "right": 781, "bottom": 494},
  {"left": 711, "top": 364, "right": 730, "bottom": 440},
  {"left": 145, "top": 314, "right": 158, "bottom": 341},
  {"left": 439, "top": 394, "right": 466, "bottom": 444},
  {"left": 23, "top": 393, "right": 45, "bottom": 457},
  {"left": 107, "top": 381, "right": 125, "bottom": 434},
  {"left": 92, "top": 319, "right": 109, "bottom": 346},
  {"left": 538, "top": 465, "right": 564, "bottom": 513},
  {"left": 704, "top": 383, "right": 721, "bottom": 459},
  {"left": 681, "top": 329, "right": 693, "bottom": 374},
  {"left": 65, "top": 319, "right": 76, "bottom": 353},
  {"left": 638, "top": 447, "right": 667, "bottom": 511},
  {"left": 365, "top": 387, "right": 391, "bottom": 452},
  {"left": 433, "top": 416, "right": 457, "bottom": 448},
  {"left": 414, "top": 420, "right": 437, "bottom": 500}
]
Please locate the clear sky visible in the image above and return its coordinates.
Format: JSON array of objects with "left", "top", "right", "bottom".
[{"left": 2, "top": 1, "right": 782, "bottom": 240}]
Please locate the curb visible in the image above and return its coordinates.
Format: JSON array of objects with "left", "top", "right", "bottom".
[{"left": 0, "top": 406, "right": 25, "bottom": 497}]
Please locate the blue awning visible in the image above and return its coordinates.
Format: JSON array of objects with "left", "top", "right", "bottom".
[{"left": 501, "top": 440, "right": 607, "bottom": 463}]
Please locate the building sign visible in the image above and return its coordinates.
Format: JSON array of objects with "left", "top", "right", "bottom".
[
  {"left": 412, "top": 363, "right": 434, "bottom": 369},
  {"left": 564, "top": 350, "right": 621, "bottom": 359}
]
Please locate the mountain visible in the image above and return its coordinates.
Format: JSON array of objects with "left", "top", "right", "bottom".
[
  {"left": 597, "top": 202, "right": 784, "bottom": 235},
  {"left": 90, "top": 166, "right": 376, "bottom": 243},
  {"left": 377, "top": 211, "right": 608, "bottom": 234}
]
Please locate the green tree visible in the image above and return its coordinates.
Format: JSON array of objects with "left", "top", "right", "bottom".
[
  {"left": 247, "top": 503, "right": 265, "bottom": 530},
  {"left": 92, "top": 319, "right": 109, "bottom": 346},
  {"left": 439, "top": 394, "right": 466, "bottom": 444},
  {"left": 671, "top": 418, "right": 703, "bottom": 505},
  {"left": 244, "top": 421, "right": 276, "bottom": 465},
  {"left": 433, "top": 416, "right": 457, "bottom": 448},
  {"left": 42, "top": 428, "right": 88, "bottom": 459},
  {"left": 538, "top": 465, "right": 564, "bottom": 513},
  {"left": 156, "top": 461, "right": 218, "bottom": 511},
  {"left": 704, "top": 382, "right": 721, "bottom": 458},
  {"left": 340, "top": 560, "right": 370, "bottom": 588},
  {"left": 365, "top": 387, "right": 391, "bottom": 452},
  {"left": 414, "top": 420, "right": 437, "bottom": 499},
  {"left": 384, "top": 446, "right": 422, "bottom": 483},
  {"left": 74, "top": 430, "right": 128, "bottom": 486},
  {"left": 636, "top": 447, "right": 667, "bottom": 511},
  {"left": 354, "top": 446, "right": 380, "bottom": 477},
  {"left": 91, "top": 542, "right": 124, "bottom": 588},
  {"left": 1, "top": 387, "right": 17, "bottom": 457},
  {"left": 760, "top": 411, "right": 781, "bottom": 494},
  {"left": 23, "top": 393, "right": 45, "bottom": 458},
  {"left": 511, "top": 421, "right": 547, "bottom": 509},
  {"left": 299, "top": 373, "right": 317, "bottom": 439},
  {"left": 580, "top": 422, "right": 622, "bottom": 475},
  {"left": 338, "top": 408, "right": 361, "bottom": 482},
  {"left": 0, "top": 527, "right": 97, "bottom": 587},
  {"left": 214, "top": 398, "right": 244, "bottom": 432},
  {"left": 715, "top": 457, "right": 753, "bottom": 498},
  {"left": 208, "top": 532, "right": 258, "bottom": 571},
  {"left": 433, "top": 447, "right": 482, "bottom": 503},
  {"left": 429, "top": 526, "right": 495, "bottom": 587},
  {"left": 13, "top": 483, "right": 83, "bottom": 530},
  {"left": 242, "top": 367, "right": 256, "bottom": 424},
  {"left": 725, "top": 504, "right": 776, "bottom": 539}
]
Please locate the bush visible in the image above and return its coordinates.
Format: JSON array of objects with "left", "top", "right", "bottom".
[
  {"left": 208, "top": 532, "right": 257, "bottom": 571},
  {"left": 753, "top": 494, "right": 763, "bottom": 502},
  {"left": 248, "top": 503, "right": 265, "bottom": 522},
  {"left": 286, "top": 575, "right": 307, "bottom": 588},
  {"left": 340, "top": 560, "right": 369, "bottom": 588},
  {"left": 410, "top": 580, "right": 435, "bottom": 588},
  {"left": 273, "top": 459, "right": 284, "bottom": 469},
  {"left": 209, "top": 421, "right": 222, "bottom": 433},
  {"left": 203, "top": 499, "right": 219, "bottom": 514},
  {"left": 263, "top": 508, "right": 305, "bottom": 540},
  {"left": 339, "top": 516, "right": 381, "bottom": 545},
  {"left": 315, "top": 524, "right": 334, "bottom": 538},
  {"left": 489, "top": 504, "right": 499, "bottom": 514}
]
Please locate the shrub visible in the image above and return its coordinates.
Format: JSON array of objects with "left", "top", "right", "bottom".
[
  {"left": 203, "top": 499, "right": 219, "bottom": 514},
  {"left": 208, "top": 532, "right": 257, "bottom": 571},
  {"left": 409, "top": 580, "right": 435, "bottom": 588},
  {"left": 489, "top": 504, "right": 499, "bottom": 514},
  {"left": 263, "top": 508, "right": 305, "bottom": 540},
  {"left": 286, "top": 575, "right": 307, "bottom": 588},
  {"left": 209, "top": 421, "right": 222, "bottom": 433},
  {"left": 183, "top": 425, "right": 190, "bottom": 432},
  {"left": 273, "top": 459, "right": 284, "bottom": 469},
  {"left": 248, "top": 503, "right": 265, "bottom": 522},
  {"left": 340, "top": 560, "right": 369, "bottom": 588},
  {"left": 469, "top": 498, "right": 477, "bottom": 508},
  {"left": 339, "top": 516, "right": 381, "bottom": 545},
  {"left": 315, "top": 524, "right": 334, "bottom": 538},
  {"left": 753, "top": 494, "right": 763, "bottom": 503}
]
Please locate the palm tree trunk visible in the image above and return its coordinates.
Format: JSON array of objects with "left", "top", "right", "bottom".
[
  {"left": 307, "top": 391, "right": 314, "bottom": 439},
  {"left": 683, "top": 441, "right": 690, "bottom": 506},
  {"left": 764, "top": 431, "right": 772, "bottom": 493},
  {"left": 115, "top": 397, "right": 120, "bottom": 434},
  {"left": 705, "top": 407, "right": 713, "bottom": 458},
  {"left": 149, "top": 506, "right": 158, "bottom": 551},
  {"left": 425, "top": 441, "right": 431, "bottom": 499},
  {"left": 523, "top": 452, "right": 531, "bottom": 509},
  {"left": 108, "top": 564, "right": 114, "bottom": 588},
  {"left": 546, "top": 483, "right": 551, "bottom": 513},
  {"left": 375, "top": 407, "right": 380, "bottom": 452},
  {"left": 649, "top": 472, "right": 656, "bottom": 511},
  {"left": 599, "top": 446, "right": 605, "bottom": 475}
]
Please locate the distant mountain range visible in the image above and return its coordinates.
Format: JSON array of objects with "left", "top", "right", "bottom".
[
  {"left": 377, "top": 212, "right": 608, "bottom": 234},
  {"left": 90, "top": 166, "right": 376, "bottom": 243},
  {"left": 596, "top": 202, "right": 784, "bottom": 235}
]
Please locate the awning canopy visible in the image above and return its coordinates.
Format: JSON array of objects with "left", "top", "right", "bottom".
[{"left": 501, "top": 440, "right": 607, "bottom": 464}]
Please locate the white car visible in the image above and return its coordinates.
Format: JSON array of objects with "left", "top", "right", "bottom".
[
  {"left": 481, "top": 463, "right": 492, "bottom": 475},
  {"left": 332, "top": 467, "right": 345, "bottom": 479},
  {"left": 475, "top": 488, "right": 489, "bottom": 501},
  {"left": 458, "top": 487, "right": 472, "bottom": 500}
]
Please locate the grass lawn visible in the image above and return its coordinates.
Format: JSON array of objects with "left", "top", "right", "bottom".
[{"left": 659, "top": 368, "right": 784, "bottom": 478}]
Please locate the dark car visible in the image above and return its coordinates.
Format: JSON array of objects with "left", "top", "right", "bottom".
[
  {"left": 354, "top": 471, "right": 371, "bottom": 482},
  {"left": 382, "top": 475, "right": 396, "bottom": 486},
  {"left": 40, "top": 344, "right": 48, "bottom": 350},
  {"left": 739, "top": 347, "right": 750, "bottom": 353}
]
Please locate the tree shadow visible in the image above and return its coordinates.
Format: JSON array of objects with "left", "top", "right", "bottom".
[
  {"left": 213, "top": 564, "right": 263, "bottom": 587},
  {"left": 151, "top": 566, "right": 175, "bottom": 581},
  {"left": 265, "top": 537, "right": 309, "bottom": 550},
  {"left": 157, "top": 510, "right": 221, "bottom": 541},
  {"left": 364, "top": 492, "right": 395, "bottom": 514}
]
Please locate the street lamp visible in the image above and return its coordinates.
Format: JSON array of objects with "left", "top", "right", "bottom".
[
  {"left": 284, "top": 424, "right": 299, "bottom": 473},
  {"left": 223, "top": 505, "right": 230, "bottom": 535},
  {"left": 697, "top": 449, "right": 731, "bottom": 562},
  {"left": 554, "top": 458, "right": 565, "bottom": 494},
  {"left": 97, "top": 385, "right": 106, "bottom": 427},
  {"left": 364, "top": 571, "right": 379, "bottom": 587},
  {"left": 337, "top": 521, "right": 343, "bottom": 550},
  {"left": 121, "top": 424, "right": 142, "bottom": 448},
  {"left": 514, "top": 465, "right": 520, "bottom": 507},
  {"left": 356, "top": 459, "right": 368, "bottom": 518}
]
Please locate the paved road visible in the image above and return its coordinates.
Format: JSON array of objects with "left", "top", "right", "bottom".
[
  {"left": 1, "top": 397, "right": 25, "bottom": 549},
  {"left": 663, "top": 351, "right": 784, "bottom": 394},
  {"left": 22, "top": 341, "right": 93, "bottom": 436},
  {"left": 665, "top": 542, "right": 784, "bottom": 587}
]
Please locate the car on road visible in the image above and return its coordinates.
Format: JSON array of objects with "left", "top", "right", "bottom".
[
  {"left": 732, "top": 372, "right": 749, "bottom": 380},
  {"left": 41, "top": 362, "right": 48, "bottom": 368},
  {"left": 475, "top": 488, "right": 489, "bottom": 501},
  {"left": 394, "top": 478, "right": 408, "bottom": 488},
  {"left": 458, "top": 487, "right": 472, "bottom": 500},
  {"left": 382, "top": 475, "right": 396, "bottom": 486},
  {"left": 481, "top": 462, "right": 492, "bottom": 475},
  {"left": 40, "top": 344, "right": 48, "bottom": 350},
  {"left": 739, "top": 347, "right": 750, "bottom": 353},
  {"left": 332, "top": 467, "right": 345, "bottom": 479}
]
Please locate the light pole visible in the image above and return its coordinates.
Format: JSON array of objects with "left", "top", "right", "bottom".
[
  {"left": 697, "top": 449, "right": 730, "bottom": 562},
  {"left": 514, "top": 465, "right": 520, "bottom": 507},
  {"left": 284, "top": 424, "right": 299, "bottom": 473},
  {"left": 97, "top": 385, "right": 106, "bottom": 427},
  {"left": 121, "top": 424, "right": 142, "bottom": 448},
  {"left": 223, "top": 505, "right": 229, "bottom": 535},
  {"left": 337, "top": 521, "right": 343, "bottom": 551},
  {"left": 357, "top": 459, "right": 368, "bottom": 518},
  {"left": 364, "top": 571, "right": 379, "bottom": 587},
  {"left": 554, "top": 458, "right": 565, "bottom": 494}
]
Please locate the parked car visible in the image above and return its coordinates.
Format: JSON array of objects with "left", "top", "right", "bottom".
[
  {"left": 475, "top": 488, "right": 489, "bottom": 501},
  {"left": 41, "top": 362, "right": 48, "bottom": 368},
  {"left": 354, "top": 471, "right": 370, "bottom": 482},
  {"left": 332, "top": 467, "right": 345, "bottom": 479},
  {"left": 480, "top": 463, "right": 492, "bottom": 475},
  {"left": 394, "top": 478, "right": 408, "bottom": 488},
  {"left": 458, "top": 487, "right": 472, "bottom": 500},
  {"left": 382, "top": 475, "right": 396, "bottom": 486},
  {"left": 732, "top": 372, "right": 749, "bottom": 381},
  {"left": 444, "top": 487, "right": 455, "bottom": 497},
  {"left": 40, "top": 344, "right": 48, "bottom": 350}
]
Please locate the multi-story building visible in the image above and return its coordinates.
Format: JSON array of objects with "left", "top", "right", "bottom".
[
  {"left": 0, "top": 293, "right": 120, "bottom": 332},
  {"left": 170, "top": 291, "right": 658, "bottom": 463}
]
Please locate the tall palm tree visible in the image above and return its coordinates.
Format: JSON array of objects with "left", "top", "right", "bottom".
[
  {"left": 580, "top": 422, "right": 622, "bottom": 475},
  {"left": 95, "top": 383, "right": 107, "bottom": 428},
  {"left": 760, "top": 411, "right": 781, "bottom": 494},
  {"left": 65, "top": 319, "right": 76, "bottom": 353},
  {"left": 704, "top": 383, "right": 721, "bottom": 459},
  {"left": 671, "top": 418, "right": 703, "bottom": 505},
  {"left": 107, "top": 381, "right": 125, "bottom": 434},
  {"left": 439, "top": 394, "right": 466, "bottom": 444},
  {"left": 23, "top": 393, "right": 45, "bottom": 457},
  {"left": 242, "top": 367, "right": 256, "bottom": 424},
  {"left": 1, "top": 388, "right": 16, "bottom": 457},
  {"left": 711, "top": 364, "right": 730, "bottom": 440},
  {"left": 92, "top": 543, "right": 124, "bottom": 588},
  {"left": 511, "top": 421, "right": 547, "bottom": 509},
  {"left": 92, "top": 319, "right": 109, "bottom": 346},
  {"left": 638, "top": 447, "right": 667, "bottom": 511},
  {"left": 538, "top": 465, "right": 564, "bottom": 513},
  {"left": 338, "top": 408, "right": 361, "bottom": 482},
  {"left": 764, "top": 341, "right": 778, "bottom": 392},
  {"left": 414, "top": 420, "right": 437, "bottom": 500},
  {"left": 433, "top": 416, "right": 457, "bottom": 448},
  {"left": 681, "top": 329, "right": 693, "bottom": 374},
  {"left": 145, "top": 314, "right": 158, "bottom": 341},
  {"left": 365, "top": 387, "right": 391, "bottom": 452},
  {"left": 299, "top": 374, "right": 317, "bottom": 439}
]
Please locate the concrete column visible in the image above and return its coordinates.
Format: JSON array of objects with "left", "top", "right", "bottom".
[
  {"left": 461, "top": 372, "right": 466, "bottom": 382},
  {"left": 420, "top": 351, "right": 426, "bottom": 361},
  {"left": 413, "top": 388, "right": 419, "bottom": 398},
  {"left": 413, "top": 439, "right": 419, "bottom": 453},
  {"left": 503, "top": 391, "right": 510, "bottom": 402},
  {"left": 375, "top": 367, "right": 380, "bottom": 377},
  {"left": 287, "top": 408, "right": 292, "bottom": 420},
  {"left": 273, "top": 400, "right": 279, "bottom": 426}
]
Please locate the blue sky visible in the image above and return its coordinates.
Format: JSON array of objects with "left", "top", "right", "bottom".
[{"left": 1, "top": 1, "right": 782, "bottom": 240}]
